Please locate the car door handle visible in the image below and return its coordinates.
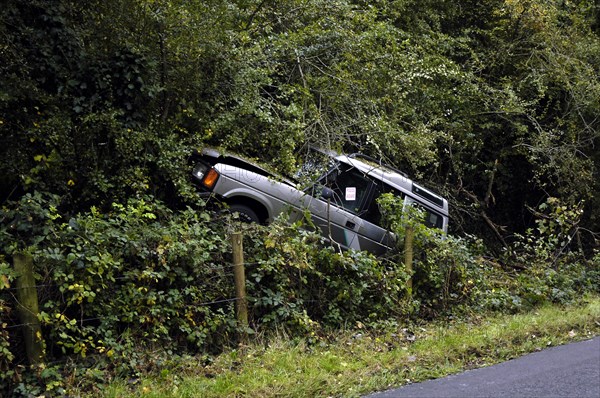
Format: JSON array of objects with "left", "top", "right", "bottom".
[{"left": 346, "top": 220, "right": 356, "bottom": 229}]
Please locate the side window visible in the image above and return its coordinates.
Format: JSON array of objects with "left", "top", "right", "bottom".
[
  {"left": 423, "top": 209, "right": 444, "bottom": 229},
  {"left": 362, "top": 185, "right": 384, "bottom": 226},
  {"left": 326, "top": 167, "right": 373, "bottom": 214},
  {"left": 362, "top": 183, "right": 405, "bottom": 227},
  {"left": 405, "top": 197, "right": 445, "bottom": 230}
]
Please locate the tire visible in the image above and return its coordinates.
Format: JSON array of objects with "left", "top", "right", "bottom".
[{"left": 228, "top": 204, "right": 260, "bottom": 223}]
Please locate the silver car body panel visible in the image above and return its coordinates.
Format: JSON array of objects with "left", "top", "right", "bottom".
[{"left": 193, "top": 149, "right": 448, "bottom": 255}]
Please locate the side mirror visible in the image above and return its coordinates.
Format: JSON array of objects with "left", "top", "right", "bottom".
[{"left": 321, "top": 187, "right": 334, "bottom": 200}]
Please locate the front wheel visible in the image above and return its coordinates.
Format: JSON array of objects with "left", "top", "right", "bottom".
[{"left": 228, "top": 204, "right": 260, "bottom": 223}]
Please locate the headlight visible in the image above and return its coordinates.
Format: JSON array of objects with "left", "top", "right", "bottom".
[
  {"left": 192, "top": 162, "right": 219, "bottom": 189},
  {"left": 193, "top": 163, "right": 208, "bottom": 180}
]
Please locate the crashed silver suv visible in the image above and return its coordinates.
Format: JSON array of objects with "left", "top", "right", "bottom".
[{"left": 191, "top": 148, "right": 449, "bottom": 255}]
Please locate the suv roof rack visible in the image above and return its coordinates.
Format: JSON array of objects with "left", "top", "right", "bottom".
[{"left": 348, "top": 153, "right": 408, "bottom": 178}]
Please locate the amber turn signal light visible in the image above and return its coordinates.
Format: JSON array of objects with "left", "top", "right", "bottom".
[{"left": 202, "top": 168, "right": 219, "bottom": 189}]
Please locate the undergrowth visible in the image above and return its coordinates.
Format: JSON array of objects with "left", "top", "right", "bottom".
[{"left": 1, "top": 193, "right": 598, "bottom": 396}]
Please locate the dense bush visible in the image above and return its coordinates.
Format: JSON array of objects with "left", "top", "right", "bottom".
[
  {"left": 1, "top": 193, "right": 235, "bottom": 394},
  {"left": 1, "top": 0, "right": 599, "bottom": 396},
  {"left": 243, "top": 217, "right": 413, "bottom": 333},
  {"left": 0, "top": 261, "right": 15, "bottom": 389},
  {"left": 1, "top": 192, "right": 598, "bottom": 396},
  {"left": 377, "top": 194, "right": 599, "bottom": 316}
]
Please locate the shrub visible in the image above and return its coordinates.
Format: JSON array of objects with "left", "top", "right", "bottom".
[
  {"left": 243, "top": 216, "right": 413, "bottom": 334},
  {"left": 0, "top": 193, "right": 237, "bottom": 395},
  {"left": 375, "top": 194, "right": 599, "bottom": 316},
  {"left": 376, "top": 193, "right": 485, "bottom": 316},
  {"left": 499, "top": 198, "right": 596, "bottom": 308},
  {"left": 0, "top": 259, "right": 16, "bottom": 389},
  {"left": 1, "top": 192, "right": 597, "bottom": 396}
]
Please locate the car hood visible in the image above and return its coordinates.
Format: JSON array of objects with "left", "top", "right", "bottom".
[{"left": 200, "top": 148, "right": 298, "bottom": 187}]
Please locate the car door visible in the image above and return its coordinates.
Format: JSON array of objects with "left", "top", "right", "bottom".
[
  {"left": 352, "top": 182, "right": 396, "bottom": 255},
  {"left": 305, "top": 164, "right": 382, "bottom": 251}
]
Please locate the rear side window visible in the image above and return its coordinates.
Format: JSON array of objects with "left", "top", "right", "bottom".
[
  {"left": 364, "top": 183, "right": 444, "bottom": 230},
  {"left": 423, "top": 207, "right": 444, "bottom": 229},
  {"left": 361, "top": 183, "right": 402, "bottom": 227}
]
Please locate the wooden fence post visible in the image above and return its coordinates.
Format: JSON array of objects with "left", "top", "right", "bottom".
[
  {"left": 14, "top": 252, "right": 45, "bottom": 365},
  {"left": 231, "top": 232, "right": 248, "bottom": 341},
  {"left": 404, "top": 227, "right": 414, "bottom": 297}
]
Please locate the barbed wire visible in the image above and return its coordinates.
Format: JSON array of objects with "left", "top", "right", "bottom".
[
  {"left": 3, "top": 296, "right": 243, "bottom": 331},
  {"left": 0, "top": 261, "right": 261, "bottom": 293},
  {"left": 1, "top": 243, "right": 265, "bottom": 333},
  {"left": 1, "top": 283, "right": 55, "bottom": 292}
]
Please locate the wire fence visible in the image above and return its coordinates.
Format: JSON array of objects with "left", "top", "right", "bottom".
[
  {"left": 1, "top": 262, "right": 260, "bottom": 293},
  {"left": 2, "top": 247, "right": 256, "bottom": 334},
  {"left": 2, "top": 289, "right": 247, "bottom": 329},
  {"left": 3, "top": 296, "right": 245, "bottom": 331}
]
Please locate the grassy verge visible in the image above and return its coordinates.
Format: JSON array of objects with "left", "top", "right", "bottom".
[{"left": 102, "top": 296, "right": 600, "bottom": 398}]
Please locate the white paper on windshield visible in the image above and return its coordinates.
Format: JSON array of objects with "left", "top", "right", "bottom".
[{"left": 345, "top": 187, "right": 356, "bottom": 201}]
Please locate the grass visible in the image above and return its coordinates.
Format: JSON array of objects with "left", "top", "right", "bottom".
[{"left": 102, "top": 296, "right": 600, "bottom": 398}]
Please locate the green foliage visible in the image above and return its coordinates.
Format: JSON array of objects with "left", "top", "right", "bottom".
[
  {"left": 376, "top": 193, "right": 597, "bottom": 316},
  {"left": 377, "top": 193, "right": 484, "bottom": 315},
  {"left": 0, "top": 258, "right": 16, "bottom": 388},
  {"left": 510, "top": 197, "right": 584, "bottom": 267},
  {"left": 497, "top": 197, "right": 598, "bottom": 308},
  {"left": 1, "top": 0, "right": 600, "bottom": 395},
  {"left": 0, "top": 194, "right": 235, "bottom": 394},
  {"left": 1, "top": 193, "right": 598, "bottom": 396},
  {"left": 243, "top": 216, "right": 412, "bottom": 333},
  {"left": 2, "top": 0, "right": 599, "bottom": 236}
]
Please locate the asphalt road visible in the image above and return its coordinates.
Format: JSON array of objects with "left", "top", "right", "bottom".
[{"left": 365, "top": 336, "right": 600, "bottom": 398}]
